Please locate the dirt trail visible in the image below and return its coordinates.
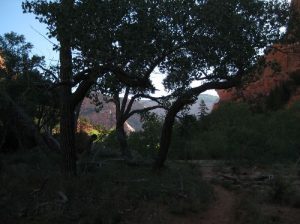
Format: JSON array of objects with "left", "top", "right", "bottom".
[
  {"left": 198, "top": 185, "right": 235, "bottom": 224},
  {"left": 170, "top": 165, "right": 236, "bottom": 224},
  {"left": 199, "top": 166, "right": 235, "bottom": 224}
]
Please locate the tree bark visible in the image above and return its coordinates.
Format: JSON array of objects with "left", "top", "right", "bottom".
[
  {"left": 154, "top": 79, "right": 240, "bottom": 169},
  {"left": 58, "top": 0, "right": 77, "bottom": 176},
  {"left": 116, "top": 122, "right": 132, "bottom": 159},
  {"left": 154, "top": 97, "right": 193, "bottom": 168},
  {"left": 60, "top": 101, "right": 76, "bottom": 175}
]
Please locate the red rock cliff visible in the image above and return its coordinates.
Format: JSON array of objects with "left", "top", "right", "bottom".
[{"left": 218, "top": 1, "right": 300, "bottom": 108}]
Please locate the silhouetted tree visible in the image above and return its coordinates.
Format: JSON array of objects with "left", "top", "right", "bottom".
[
  {"left": 0, "top": 32, "right": 58, "bottom": 151},
  {"left": 198, "top": 99, "right": 209, "bottom": 120},
  {"left": 154, "top": 0, "right": 289, "bottom": 168}
]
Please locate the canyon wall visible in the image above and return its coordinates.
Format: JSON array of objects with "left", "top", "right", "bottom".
[{"left": 217, "top": 1, "right": 300, "bottom": 109}]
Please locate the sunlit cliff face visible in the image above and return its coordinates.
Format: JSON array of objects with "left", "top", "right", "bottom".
[{"left": 215, "top": 1, "right": 300, "bottom": 107}]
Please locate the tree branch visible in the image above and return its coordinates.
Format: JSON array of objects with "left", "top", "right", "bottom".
[
  {"left": 144, "top": 43, "right": 186, "bottom": 78},
  {"left": 72, "top": 68, "right": 92, "bottom": 85},
  {"left": 38, "top": 65, "right": 59, "bottom": 82},
  {"left": 71, "top": 67, "right": 108, "bottom": 107},
  {"left": 120, "top": 87, "right": 130, "bottom": 115},
  {"left": 126, "top": 105, "right": 165, "bottom": 120},
  {"left": 110, "top": 66, "right": 151, "bottom": 88}
]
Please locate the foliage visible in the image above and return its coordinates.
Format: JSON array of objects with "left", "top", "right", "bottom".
[
  {"left": 0, "top": 32, "right": 59, "bottom": 131},
  {"left": 22, "top": 0, "right": 290, "bottom": 170},
  {"left": 128, "top": 112, "right": 162, "bottom": 158},
  {"left": 127, "top": 102, "right": 299, "bottom": 163},
  {"left": 172, "top": 102, "right": 300, "bottom": 163},
  {"left": 198, "top": 99, "right": 209, "bottom": 119}
]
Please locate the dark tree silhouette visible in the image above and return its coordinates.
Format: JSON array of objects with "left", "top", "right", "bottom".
[{"left": 198, "top": 99, "right": 209, "bottom": 120}]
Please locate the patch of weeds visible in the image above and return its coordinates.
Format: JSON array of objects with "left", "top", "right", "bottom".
[
  {"left": 0, "top": 153, "right": 214, "bottom": 223},
  {"left": 268, "top": 175, "right": 295, "bottom": 205},
  {"left": 289, "top": 189, "right": 300, "bottom": 208},
  {"left": 235, "top": 195, "right": 281, "bottom": 224}
]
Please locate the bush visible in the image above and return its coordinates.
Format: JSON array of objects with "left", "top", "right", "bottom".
[{"left": 167, "top": 102, "right": 300, "bottom": 163}]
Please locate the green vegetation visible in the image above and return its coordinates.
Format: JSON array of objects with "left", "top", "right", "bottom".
[
  {"left": 0, "top": 0, "right": 299, "bottom": 223},
  {"left": 127, "top": 102, "right": 300, "bottom": 165},
  {"left": 233, "top": 167, "right": 300, "bottom": 224},
  {"left": 0, "top": 150, "right": 213, "bottom": 224}
]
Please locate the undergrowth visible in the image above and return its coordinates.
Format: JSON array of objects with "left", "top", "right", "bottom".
[{"left": 0, "top": 149, "right": 213, "bottom": 224}]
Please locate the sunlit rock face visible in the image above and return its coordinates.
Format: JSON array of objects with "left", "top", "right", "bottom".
[
  {"left": 218, "top": 44, "right": 300, "bottom": 103},
  {"left": 0, "top": 53, "right": 5, "bottom": 70},
  {"left": 217, "top": 1, "right": 300, "bottom": 108}
]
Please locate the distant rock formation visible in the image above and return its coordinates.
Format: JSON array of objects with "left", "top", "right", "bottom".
[
  {"left": 217, "top": 1, "right": 300, "bottom": 109},
  {"left": 80, "top": 96, "right": 116, "bottom": 130},
  {"left": 79, "top": 94, "right": 219, "bottom": 132},
  {"left": 79, "top": 97, "right": 136, "bottom": 134}
]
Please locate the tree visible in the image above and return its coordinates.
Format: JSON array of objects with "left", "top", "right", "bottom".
[
  {"left": 91, "top": 75, "right": 166, "bottom": 159},
  {"left": 154, "top": 0, "right": 289, "bottom": 168},
  {"left": 128, "top": 112, "right": 163, "bottom": 158},
  {"left": 0, "top": 32, "right": 58, "bottom": 151},
  {"left": 22, "top": 0, "right": 198, "bottom": 174},
  {"left": 23, "top": 0, "right": 152, "bottom": 175},
  {"left": 23, "top": 0, "right": 289, "bottom": 172},
  {"left": 198, "top": 99, "right": 209, "bottom": 120}
]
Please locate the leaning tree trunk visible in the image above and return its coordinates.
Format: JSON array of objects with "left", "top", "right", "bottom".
[
  {"left": 116, "top": 121, "right": 132, "bottom": 159},
  {"left": 154, "top": 97, "right": 194, "bottom": 169}
]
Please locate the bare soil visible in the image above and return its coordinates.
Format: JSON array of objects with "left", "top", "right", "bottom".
[
  {"left": 169, "top": 162, "right": 300, "bottom": 224},
  {"left": 167, "top": 165, "right": 236, "bottom": 224}
]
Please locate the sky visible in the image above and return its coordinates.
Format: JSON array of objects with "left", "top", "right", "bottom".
[
  {"left": 0, "top": 0, "right": 218, "bottom": 97},
  {"left": 0, "top": 0, "right": 58, "bottom": 64}
]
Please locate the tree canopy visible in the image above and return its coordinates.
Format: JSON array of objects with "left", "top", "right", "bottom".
[{"left": 22, "top": 0, "right": 290, "bottom": 172}]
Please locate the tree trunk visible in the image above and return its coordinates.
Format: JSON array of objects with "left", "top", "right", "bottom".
[
  {"left": 154, "top": 97, "right": 194, "bottom": 169},
  {"left": 116, "top": 122, "right": 132, "bottom": 159},
  {"left": 60, "top": 101, "right": 76, "bottom": 175},
  {"left": 59, "top": 44, "right": 77, "bottom": 175},
  {"left": 153, "top": 79, "right": 239, "bottom": 169},
  {"left": 58, "top": 0, "right": 76, "bottom": 176}
]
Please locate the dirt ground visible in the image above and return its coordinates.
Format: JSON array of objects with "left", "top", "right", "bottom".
[{"left": 169, "top": 163, "right": 300, "bottom": 224}]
